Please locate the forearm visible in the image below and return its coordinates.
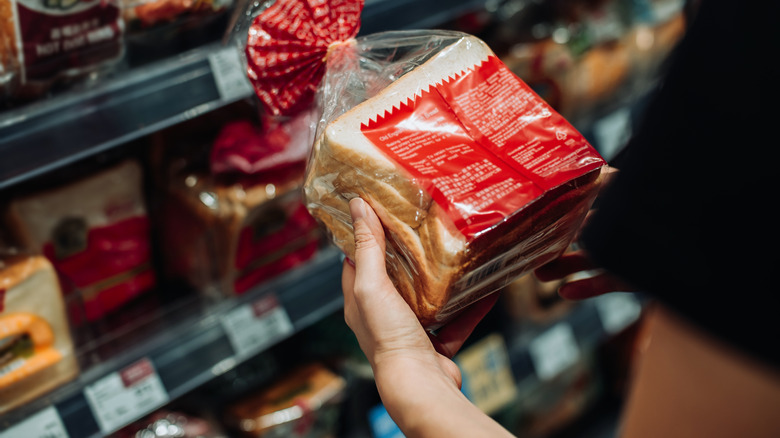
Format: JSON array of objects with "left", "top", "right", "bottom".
[{"left": 374, "top": 356, "right": 515, "bottom": 438}]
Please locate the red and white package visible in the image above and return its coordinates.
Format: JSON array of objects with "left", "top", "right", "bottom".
[
  {"left": 0, "top": 0, "right": 123, "bottom": 98},
  {"left": 3, "top": 160, "right": 155, "bottom": 322},
  {"left": 241, "top": 0, "right": 606, "bottom": 329},
  {"left": 159, "top": 113, "right": 321, "bottom": 298}
]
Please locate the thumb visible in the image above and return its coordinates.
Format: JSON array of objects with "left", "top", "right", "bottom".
[{"left": 349, "top": 197, "right": 387, "bottom": 282}]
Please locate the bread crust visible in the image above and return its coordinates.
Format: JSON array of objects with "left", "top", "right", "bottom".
[{"left": 305, "top": 34, "right": 604, "bottom": 328}]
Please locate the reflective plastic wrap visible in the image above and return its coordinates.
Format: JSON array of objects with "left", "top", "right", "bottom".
[
  {"left": 241, "top": 0, "right": 607, "bottom": 330},
  {"left": 155, "top": 111, "right": 322, "bottom": 298},
  {"left": 0, "top": 0, "right": 123, "bottom": 101},
  {"left": 0, "top": 255, "right": 79, "bottom": 414},
  {"left": 224, "top": 362, "right": 346, "bottom": 438},
  {"left": 3, "top": 160, "right": 156, "bottom": 322}
]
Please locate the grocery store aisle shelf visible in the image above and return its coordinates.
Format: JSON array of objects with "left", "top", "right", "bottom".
[
  {"left": 0, "top": 247, "right": 344, "bottom": 437},
  {"left": 0, "top": 43, "right": 244, "bottom": 191},
  {"left": 0, "top": 0, "right": 490, "bottom": 191}
]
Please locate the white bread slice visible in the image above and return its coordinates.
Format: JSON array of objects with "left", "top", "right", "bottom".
[
  {"left": 5, "top": 160, "right": 146, "bottom": 251},
  {"left": 0, "top": 256, "right": 79, "bottom": 414},
  {"left": 307, "top": 34, "right": 603, "bottom": 328},
  {"left": 309, "top": 36, "right": 492, "bottom": 325}
]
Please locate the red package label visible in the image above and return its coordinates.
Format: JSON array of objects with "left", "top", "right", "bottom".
[
  {"left": 234, "top": 201, "right": 319, "bottom": 294},
  {"left": 13, "top": 0, "right": 122, "bottom": 82},
  {"left": 43, "top": 216, "right": 155, "bottom": 321},
  {"left": 361, "top": 55, "right": 604, "bottom": 239}
]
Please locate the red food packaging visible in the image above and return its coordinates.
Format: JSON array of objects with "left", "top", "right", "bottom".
[
  {"left": 159, "top": 111, "right": 321, "bottom": 298},
  {"left": 3, "top": 160, "right": 156, "bottom": 322},
  {"left": 236, "top": 0, "right": 606, "bottom": 330}
]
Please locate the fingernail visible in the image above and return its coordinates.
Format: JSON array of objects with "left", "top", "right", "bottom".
[
  {"left": 345, "top": 257, "right": 355, "bottom": 267},
  {"left": 349, "top": 197, "right": 366, "bottom": 222}
]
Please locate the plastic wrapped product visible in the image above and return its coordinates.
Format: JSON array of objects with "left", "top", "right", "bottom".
[
  {"left": 3, "top": 160, "right": 156, "bottom": 322},
  {"left": 224, "top": 362, "right": 346, "bottom": 438},
  {"left": 0, "top": 255, "right": 79, "bottom": 414},
  {"left": 112, "top": 410, "right": 226, "bottom": 438},
  {"left": 238, "top": 0, "right": 605, "bottom": 329},
  {"left": 0, "top": 0, "right": 123, "bottom": 100},
  {"left": 158, "top": 116, "right": 322, "bottom": 297},
  {"left": 161, "top": 164, "right": 321, "bottom": 296},
  {"left": 310, "top": 36, "right": 604, "bottom": 328}
]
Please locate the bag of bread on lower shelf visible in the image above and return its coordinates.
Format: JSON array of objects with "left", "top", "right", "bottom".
[
  {"left": 3, "top": 160, "right": 157, "bottom": 323},
  {"left": 237, "top": 0, "right": 607, "bottom": 330},
  {"left": 153, "top": 106, "right": 322, "bottom": 298},
  {"left": 223, "top": 362, "right": 347, "bottom": 438},
  {"left": 0, "top": 254, "right": 79, "bottom": 414}
]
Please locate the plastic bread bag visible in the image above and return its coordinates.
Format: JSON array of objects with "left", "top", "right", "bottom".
[
  {"left": 0, "top": 0, "right": 124, "bottom": 101},
  {"left": 224, "top": 362, "right": 346, "bottom": 438},
  {"left": 3, "top": 160, "right": 157, "bottom": 323},
  {"left": 238, "top": 0, "right": 607, "bottom": 330},
  {"left": 0, "top": 254, "right": 79, "bottom": 414}
]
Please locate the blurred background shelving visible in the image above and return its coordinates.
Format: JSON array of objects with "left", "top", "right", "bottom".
[{"left": 1, "top": 0, "right": 688, "bottom": 436}]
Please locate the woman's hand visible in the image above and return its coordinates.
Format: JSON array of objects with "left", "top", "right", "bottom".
[{"left": 342, "top": 197, "right": 513, "bottom": 438}]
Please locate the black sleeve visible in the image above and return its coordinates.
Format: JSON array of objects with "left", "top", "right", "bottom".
[{"left": 580, "top": 0, "right": 780, "bottom": 368}]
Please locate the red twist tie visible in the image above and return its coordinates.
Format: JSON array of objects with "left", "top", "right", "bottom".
[{"left": 246, "top": 0, "right": 365, "bottom": 117}]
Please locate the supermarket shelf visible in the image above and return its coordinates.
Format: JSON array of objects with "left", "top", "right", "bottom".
[
  {"left": 0, "top": 42, "right": 246, "bottom": 191},
  {"left": 504, "top": 292, "right": 646, "bottom": 389},
  {"left": 0, "top": 247, "right": 344, "bottom": 437},
  {"left": 0, "top": 0, "right": 489, "bottom": 191}
]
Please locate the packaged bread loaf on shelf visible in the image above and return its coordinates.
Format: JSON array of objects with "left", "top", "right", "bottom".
[
  {"left": 157, "top": 110, "right": 321, "bottom": 297},
  {"left": 0, "top": 255, "right": 79, "bottom": 414},
  {"left": 237, "top": 0, "right": 606, "bottom": 329},
  {"left": 0, "top": 0, "right": 123, "bottom": 102},
  {"left": 3, "top": 160, "right": 156, "bottom": 323},
  {"left": 223, "top": 362, "right": 346, "bottom": 437}
]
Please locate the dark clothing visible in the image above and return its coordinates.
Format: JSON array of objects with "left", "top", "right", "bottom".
[{"left": 581, "top": 0, "right": 780, "bottom": 368}]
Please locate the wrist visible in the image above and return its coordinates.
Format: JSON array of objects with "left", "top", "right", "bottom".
[{"left": 372, "top": 354, "right": 513, "bottom": 438}]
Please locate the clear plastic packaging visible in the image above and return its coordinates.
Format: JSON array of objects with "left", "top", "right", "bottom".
[
  {"left": 2, "top": 160, "right": 156, "bottom": 323},
  {"left": 223, "top": 362, "right": 346, "bottom": 437},
  {"left": 236, "top": 0, "right": 606, "bottom": 330},
  {"left": 0, "top": 0, "right": 124, "bottom": 102},
  {"left": 0, "top": 254, "right": 79, "bottom": 414},
  {"left": 155, "top": 112, "right": 322, "bottom": 298}
]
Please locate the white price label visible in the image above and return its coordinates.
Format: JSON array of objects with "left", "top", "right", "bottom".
[
  {"left": 456, "top": 333, "right": 516, "bottom": 415},
  {"left": 529, "top": 323, "right": 580, "bottom": 381},
  {"left": 221, "top": 294, "right": 294, "bottom": 358},
  {"left": 596, "top": 293, "right": 642, "bottom": 335},
  {"left": 0, "top": 406, "right": 68, "bottom": 438},
  {"left": 208, "top": 47, "right": 254, "bottom": 102},
  {"left": 84, "top": 358, "right": 169, "bottom": 434}
]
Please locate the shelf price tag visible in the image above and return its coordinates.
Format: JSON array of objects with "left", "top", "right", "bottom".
[
  {"left": 529, "top": 322, "right": 580, "bottom": 381},
  {"left": 221, "top": 294, "right": 294, "bottom": 359},
  {"left": 209, "top": 47, "right": 254, "bottom": 102},
  {"left": 0, "top": 406, "right": 68, "bottom": 438},
  {"left": 595, "top": 293, "right": 642, "bottom": 335},
  {"left": 84, "top": 358, "right": 169, "bottom": 434},
  {"left": 455, "top": 333, "right": 517, "bottom": 415}
]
